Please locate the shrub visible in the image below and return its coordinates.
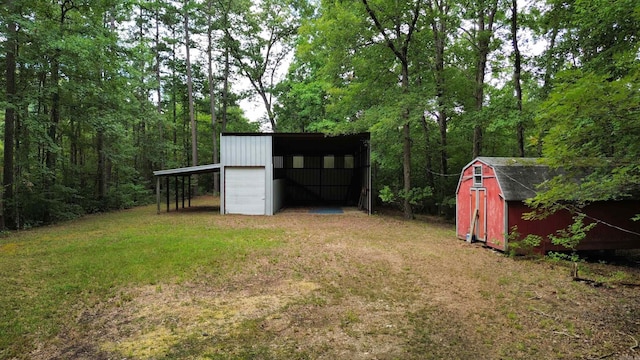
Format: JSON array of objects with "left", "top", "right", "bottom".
[{"left": 508, "top": 226, "right": 543, "bottom": 257}]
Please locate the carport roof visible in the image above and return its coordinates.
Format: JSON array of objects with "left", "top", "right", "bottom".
[{"left": 153, "top": 163, "right": 221, "bottom": 177}]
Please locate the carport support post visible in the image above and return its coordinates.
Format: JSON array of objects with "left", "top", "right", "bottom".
[
  {"left": 166, "top": 177, "right": 170, "bottom": 212},
  {"left": 181, "top": 176, "right": 185, "bottom": 209},
  {"left": 156, "top": 177, "right": 160, "bottom": 214},
  {"left": 175, "top": 176, "right": 179, "bottom": 211},
  {"left": 188, "top": 176, "right": 191, "bottom": 207}
]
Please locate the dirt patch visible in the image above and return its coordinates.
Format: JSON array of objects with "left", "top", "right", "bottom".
[
  {"left": 30, "top": 202, "right": 640, "bottom": 359},
  {"left": 97, "top": 280, "right": 320, "bottom": 358}
]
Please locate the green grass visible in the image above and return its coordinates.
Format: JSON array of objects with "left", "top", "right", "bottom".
[{"left": 0, "top": 206, "right": 281, "bottom": 358}]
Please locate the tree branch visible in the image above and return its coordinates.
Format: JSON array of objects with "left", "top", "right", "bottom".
[
  {"left": 404, "top": 0, "right": 422, "bottom": 51},
  {"left": 361, "top": 0, "right": 403, "bottom": 61}
]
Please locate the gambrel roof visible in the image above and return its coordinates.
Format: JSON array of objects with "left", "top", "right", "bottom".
[{"left": 473, "top": 157, "right": 555, "bottom": 201}]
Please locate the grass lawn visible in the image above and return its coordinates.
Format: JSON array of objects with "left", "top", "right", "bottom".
[{"left": 1, "top": 196, "right": 639, "bottom": 359}]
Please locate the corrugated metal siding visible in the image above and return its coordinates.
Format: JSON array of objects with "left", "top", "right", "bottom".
[
  {"left": 273, "top": 179, "right": 285, "bottom": 213},
  {"left": 225, "top": 167, "right": 266, "bottom": 215},
  {"left": 219, "top": 133, "right": 371, "bottom": 214},
  {"left": 220, "top": 135, "right": 273, "bottom": 215},
  {"left": 284, "top": 165, "right": 356, "bottom": 205},
  {"left": 221, "top": 135, "right": 272, "bottom": 166}
]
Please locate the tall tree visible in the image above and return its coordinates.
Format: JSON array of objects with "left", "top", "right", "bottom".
[
  {"left": 511, "top": 0, "right": 524, "bottom": 157},
  {"left": 464, "top": 0, "right": 500, "bottom": 158},
  {"left": 362, "top": 0, "right": 423, "bottom": 219},
  {"left": 425, "top": 0, "right": 457, "bottom": 177},
  {"left": 530, "top": 0, "right": 640, "bottom": 219},
  {"left": 47, "top": 0, "right": 77, "bottom": 191},
  {"left": 184, "top": 0, "right": 198, "bottom": 172},
  {"left": 206, "top": 0, "right": 220, "bottom": 193},
  {"left": 225, "top": 0, "right": 306, "bottom": 131},
  {"left": 3, "top": 0, "right": 18, "bottom": 229}
]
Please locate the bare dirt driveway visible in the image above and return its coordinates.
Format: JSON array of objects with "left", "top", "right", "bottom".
[{"left": 36, "top": 200, "right": 640, "bottom": 359}]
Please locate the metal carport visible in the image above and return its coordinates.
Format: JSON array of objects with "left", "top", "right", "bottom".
[{"left": 153, "top": 163, "right": 220, "bottom": 213}]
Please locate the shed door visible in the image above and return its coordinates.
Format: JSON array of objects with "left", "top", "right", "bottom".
[
  {"left": 225, "top": 167, "right": 266, "bottom": 215},
  {"left": 470, "top": 188, "right": 487, "bottom": 242}
]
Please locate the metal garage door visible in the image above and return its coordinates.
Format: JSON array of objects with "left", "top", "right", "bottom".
[{"left": 225, "top": 167, "right": 266, "bottom": 215}]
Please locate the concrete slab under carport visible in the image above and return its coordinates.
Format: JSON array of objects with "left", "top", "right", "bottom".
[{"left": 276, "top": 206, "right": 366, "bottom": 216}]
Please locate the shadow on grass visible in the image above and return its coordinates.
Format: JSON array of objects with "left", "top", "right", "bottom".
[{"left": 167, "top": 205, "right": 220, "bottom": 213}]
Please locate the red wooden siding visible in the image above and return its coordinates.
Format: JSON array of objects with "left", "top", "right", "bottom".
[
  {"left": 508, "top": 201, "right": 640, "bottom": 252},
  {"left": 456, "top": 160, "right": 507, "bottom": 251},
  {"left": 457, "top": 158, "right": 640, "bottom": 252}
]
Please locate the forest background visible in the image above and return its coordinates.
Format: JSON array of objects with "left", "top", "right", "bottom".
[{"left": 0, "top": 0, "right": 638, "bottom": 228}]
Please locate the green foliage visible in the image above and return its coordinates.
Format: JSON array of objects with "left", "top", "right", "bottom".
[
  {"left": 530, "top": 69, "right": 640, "bottom": 219},
  {"left": 403, "top": 187, "right": 434, "bottom": 206},
  {"left": 107, "top": 183, "right": 153, "bottom": 210},
  {"left": 567, "top": 0, "right": 640, "bottom": 78},
  {"left": 378, "top": 185, "right": 396, "bottom": 204},
  {"left": 379, "top": 185, "right": 433, "bottom": 210},
  {"left": 507, "top": 226, "right": 543, "bottom": 257},
  {"left": 527, "top": 0, "right": 640, "bottom": 222},
  {"left": 548, "top": 214, "right": 597, "bottom": 252},
  {"left": 17, "top": 184, "right": 86, "bottom": 227},
  {"left": 546, "top": 251, "right": 581, "bottom": 263},
  {"left": 2, "top": 0, "right": 639, "bottom": 225},
  {"left": 0, "top": 0, "right": 272, "bottom": 228},
  {"left": 274, "top": 68, "right": 330, "bottom": 132}
]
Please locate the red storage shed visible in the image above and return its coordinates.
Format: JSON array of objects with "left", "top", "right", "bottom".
[{"left": 456, "top": 157, "right": 640, "bottom": 252}]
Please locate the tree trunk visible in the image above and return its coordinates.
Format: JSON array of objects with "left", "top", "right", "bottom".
[
  {"left": 472, "top": 46, "right": 487, "bottom": 158},
  {"left": 171, "top": 27, "right": 178, "bottom": 161},
  {"left": 420, "top": 114, "right": 435, "bottom": 190},
  {"left": 155, "top": 6, "right": 164, "bottom": 168},
  {"left": 3, "top": 15, "right": 17, "bottom": 229},
  {"left": 222, "top": 42, "right": 230, "bottom": 132},
  {"left": 537, "top": 5, "right": 560, "bottom": 157},
  {"left": 95, "top": 13, "right": 117, "bottom": 207},
  {"left": 472, "top": 1, "right": 498, "bottom": 158},
  {"left": 511, "top": 0, "right": 524, "bottom": 157},
  {"left": 361, "top": 0, "right": 421, "bottom": 219},
  {"left": 96, "top": 130, "right": 107, "bottom": 204},
  {"left": 207, "top": 0, "right": 220, "bottom": 194},
  {"left": 47, "top": 56, "right": 60, "bottom": 182},
  {"left": 402, "top": 121, "right": 412, "bottom": 219},
  {"left": 184, "top": 0, "right": 198, "bottom": 193},
  {"left": 155, "top": 7, "right": 162, "bottom": 115},
  {"left": 15, "top": 96, "right": 27, "bottom": 229},
  {"left": 256, "top": 85, "right": 276, "bottom": 131},
  {"left": 400, "top": 64, "right": 413, "bottom": 220},
  {"left": 433, "top": 14, "right": 448, "bottom": 175}
]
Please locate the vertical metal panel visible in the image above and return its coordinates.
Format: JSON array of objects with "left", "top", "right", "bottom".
[
  {"left": 221, "top": 135, "right": 272, "bottom": 166},
  {"left": 225, "top": 167, "right": 266, "bottom": 215},
  {"left": 221, "top": 133, "right": 371, "bottom": 211},
  {"left": 273, "top": 179, "right": 285, "bottom": 213},
  {"left": 220, "top": 135, "right": 273, "bottom": 215}
]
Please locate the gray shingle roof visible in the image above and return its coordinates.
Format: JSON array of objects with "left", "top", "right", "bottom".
[{"left": 475, "top": 157, "right": 554, "bottom": 201}]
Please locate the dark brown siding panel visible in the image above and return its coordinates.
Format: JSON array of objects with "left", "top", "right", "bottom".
[{"left": 508, "top": 201, "right": 640, "bottom": 251}]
